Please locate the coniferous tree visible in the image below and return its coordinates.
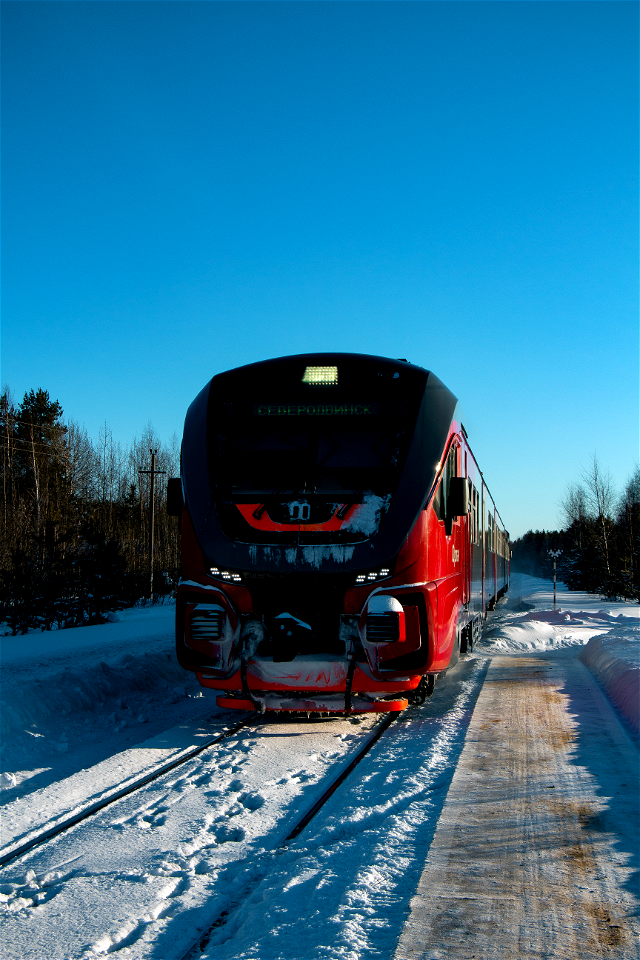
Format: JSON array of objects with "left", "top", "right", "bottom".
[
  {"left": 510, "top": 530, "right": 562, "bottom": 577},
  {"left": 14, "top": 389, "right": 68, "bottom": 555},
  {"left": 614, "top": 466, "right": 640, "bottom": 599}
]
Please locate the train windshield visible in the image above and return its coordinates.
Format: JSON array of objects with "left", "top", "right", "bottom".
[{"left": 211, "top": 401, "right": 411, "bottom": 502}]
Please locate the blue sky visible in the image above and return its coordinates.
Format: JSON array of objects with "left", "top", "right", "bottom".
[{"left": 2, "top": 1, "right": 637, "bottom": 539}]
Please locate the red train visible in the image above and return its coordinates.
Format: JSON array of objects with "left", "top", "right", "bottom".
[{"left": 169, "top": 354, "right": 509, "bottom": 713}]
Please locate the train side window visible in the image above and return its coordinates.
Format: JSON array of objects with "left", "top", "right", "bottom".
[
  {"left": 469, "top": 486, "right": 475, "bottom": 542},
  {"left": 470, "top": 487, "right": 474, "bottom": 543},
  {"left": 432, "top": 444, "right": 457, "bottom": 521},
  {"left": 432, "top": 477, "right": 444, "bottom": 519},
  {"left": 473, "top": 487, "right": 479, "bottom": 544},
  {"left": 443, "top": 446, "right": 458, "bottom": 534},
  {"left": 433, "top": 453, "right": 451, "bottom": 520}
]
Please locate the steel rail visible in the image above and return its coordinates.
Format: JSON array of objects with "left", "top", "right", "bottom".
[
  {"left": 0, "top": 714, "right": 257, "bottom": 869},
  {"left": 281, "top": 709, "right": 398, "bottom": 844}
]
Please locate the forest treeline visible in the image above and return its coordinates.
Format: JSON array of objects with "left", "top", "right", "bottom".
[
  {"left": 511, "top": 457, "right": 640, "bottom": 601},
  {"left": 1, "top": 388, "right": 180, "bottom": 634}
]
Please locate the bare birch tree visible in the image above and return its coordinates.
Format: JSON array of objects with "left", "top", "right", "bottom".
[{"left": 582, "top": 455, "right": 616, "bottom": 575}]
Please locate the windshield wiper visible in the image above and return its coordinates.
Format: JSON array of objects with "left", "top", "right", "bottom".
[{"left": 337, "top": 491, "right": 363, "bottom": 520}]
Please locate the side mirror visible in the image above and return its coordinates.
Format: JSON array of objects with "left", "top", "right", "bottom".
[
  {"left": 167, "top": 477, "right": 184, "bottom": 516},
  {"left": 447, "top": 477, "right": 469, "bottom": 518}
]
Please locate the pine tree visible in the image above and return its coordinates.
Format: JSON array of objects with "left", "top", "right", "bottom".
[
  {"left": 14, "top": 389, "right": 68, "bottom": 557},
  {"left": 615, "top": 467, "right": 640, "bottom": 600}
]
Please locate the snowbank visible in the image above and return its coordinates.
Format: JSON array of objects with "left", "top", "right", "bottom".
[
  {"left": 480, "top": 607, "right": 631, "bottom": 652},
  {"left": 0, "top": 603, "right": 219, "bottom": 796},
  {"left": 579, "top": 622, "right": 640, "bottom": 736}
]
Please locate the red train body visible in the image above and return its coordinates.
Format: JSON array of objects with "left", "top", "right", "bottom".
[{"left": 171, "top": 354, "right": 509, "bottom": 713}]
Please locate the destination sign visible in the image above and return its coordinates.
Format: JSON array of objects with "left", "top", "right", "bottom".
[{"left": 254, "top": 402, "right": 379, "bottom": 417}]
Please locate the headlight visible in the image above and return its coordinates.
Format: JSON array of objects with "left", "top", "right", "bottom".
[
  {"left": 210, "top": 567, "right": 243, "bottom": 583},
  {"left": 354, "top": 567, "right": 391, "bottom": 585}
]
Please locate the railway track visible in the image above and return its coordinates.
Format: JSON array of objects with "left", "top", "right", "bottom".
[
  {"left": 0, "top": 714, "right": 256, "bottom": 869},
  {"left": 0, "top": 709, "right": 398, "bottom": 871},
  {"left": 179, "top": 710, "right": 399, "bottom": 960},
  {"left": 0, "top": 660, "right": 484, "bottom": 960}
]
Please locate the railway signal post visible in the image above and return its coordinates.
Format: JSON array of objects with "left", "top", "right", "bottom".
[{"left": 549, "top": 549, "right": 562, "bottom": 610}]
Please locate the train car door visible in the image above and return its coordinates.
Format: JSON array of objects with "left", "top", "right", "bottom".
[
  {"left": 461, "top": 449, "right": 470, "bottom": 606},
  {"left": 436, "top": 442, "right": 463, "bottom": 658},
  {"left": 481, "top": 485, "right": 486, "bottom": 615},
  {"left": 493, "top": 510, "right": 497, "bottom": 600}
]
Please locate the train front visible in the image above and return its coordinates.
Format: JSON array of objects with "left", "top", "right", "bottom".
[{"left": 175, "top": 353, "right": 457, "bottom": 713}]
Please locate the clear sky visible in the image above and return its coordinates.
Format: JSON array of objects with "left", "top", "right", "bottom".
[{"left": 2, "top": 1, "right": 637, "bottom": 539}]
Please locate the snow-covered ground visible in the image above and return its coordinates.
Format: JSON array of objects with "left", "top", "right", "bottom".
[
  {"left": 0, "top": 574, "right": 637, "bottom": 959},
  {"left": 0, "top": 603, "right": 219, "bottom": 798}
]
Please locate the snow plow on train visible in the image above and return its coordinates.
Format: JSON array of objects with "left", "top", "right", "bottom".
[{"left": 169, "top": 353, "right": 509, "bottom": 713}]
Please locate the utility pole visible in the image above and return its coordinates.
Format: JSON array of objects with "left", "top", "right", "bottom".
[
  {"left": 139, "top": 450, "right": 166, "bottom": 600},
  {"left": 548, "top": 549, "right": 562, "bottom": 610}
]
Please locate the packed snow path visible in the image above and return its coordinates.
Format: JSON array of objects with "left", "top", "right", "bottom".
[
  {"left": 396, "top": 651, "right": 639, "bottom": 959},
  {"left": 0, "top": 575, "right": 638, "bottom": 959}
]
